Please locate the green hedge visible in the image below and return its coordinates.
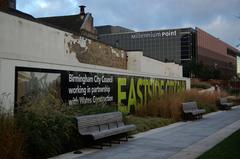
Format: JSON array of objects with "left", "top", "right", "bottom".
[
  {"left": 125, "top": 115, "right": 175, "bottom": 133},
  {"left": 191, "top": 82, "right": 211, "bottom": 89}
]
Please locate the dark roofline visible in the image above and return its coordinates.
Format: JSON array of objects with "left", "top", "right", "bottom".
[
  {"left": 125, "top": 49, "right": 143, "bottom": 52},
  {"left": 0, "top": 9, "right": 127, "bottom": 52},
  {"left": 38, "top": 14, "right": 80, "bottom": 19},
  {"left": 0, "top": 8, "right": 35, "bottom": 21},
  {"left": 0, "top": 9, "right": 87, "bottom": 36},
  {"left": 95, "top": 25, "right": 135, "bottom": 31},
  {"left": 97, "top": 27, "right": 195, "bottom": 36},
  {"left": 196, "top": 27, "right": 240, "bottom": 53}
]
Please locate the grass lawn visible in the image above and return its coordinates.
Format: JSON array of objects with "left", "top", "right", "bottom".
[{"left": 198, "top": 130, "right": 240, "bottom": 159}]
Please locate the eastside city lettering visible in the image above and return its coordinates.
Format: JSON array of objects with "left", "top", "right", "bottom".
[{"left": 117, "top": 77, "right": 186, "bottom": 113}]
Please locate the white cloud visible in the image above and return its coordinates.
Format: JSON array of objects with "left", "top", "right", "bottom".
[
  {"left": 201, "top": 16, "right": 240, "bottom": 47},
  {"left": 36, "top": 0, "right": 48, "bottom": 9},
  {"left": 16, "top": 0, "right": 240, "bottom": 46},
  {"left": 17, "top": 0, "right": 79, "bottom": 17}
]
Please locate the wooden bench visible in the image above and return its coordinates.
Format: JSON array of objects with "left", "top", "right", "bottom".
[
  {"left": 217, "top": 97, "right": 233, "bottom": 110},
  {"left": 76, "top": 112, "right": 136, "bottom": 147},
  {"left": 182, "top": 102, "right": 206, "bottom": 120}
]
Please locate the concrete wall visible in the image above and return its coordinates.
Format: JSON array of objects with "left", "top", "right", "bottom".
[
  {"left": 0, "top": 58, "right": 190, "bottom": 111},
  {"left": 127, "top": 51, "right": 183, "bottom": 77},
  {"left": 0, "top": 11, "right": 127, "bottom": 70},
  {"left": 0, "top": 11, "right": 190, "bottom": 111}
]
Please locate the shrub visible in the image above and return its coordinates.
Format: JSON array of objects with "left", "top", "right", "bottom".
[
  {"left": 125, "top": 115, "right": 175, "bottom": 133},
  {"left": 2, "top": 88, "right": 229, "bottom": 158},
  {"left": 63, "top": 102, "right": 117, "bottom": 116},
  {"left": 226, "top": 96, "right": 240, "bottom": 105},
  {"left": 191, "top": 82, "right": 211, "bottom": 89},
  {"left": 16, "top": 95, "right": 80, "bottom": 159},
  {"left": 227, "top": 88, "right": 240, "bottom": 96},
  {"left": 15, "top": 93, "right": 117, "bottom": 159},
  {"left": 197, "top": 102, "right": 217, "bottom": 114}
]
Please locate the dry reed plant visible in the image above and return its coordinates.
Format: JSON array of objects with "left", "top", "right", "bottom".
[
  {"left": 136, "top": 89, "right": 229, "bottom": 121},
  {"left": 0, "top": 112, "right": 25, "bottom": 159}
]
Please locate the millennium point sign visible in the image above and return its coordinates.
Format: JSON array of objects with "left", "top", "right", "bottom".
[
  {"left": 131, "top": 30, "right": 177, "bottom": 39},
  {"left": 15, "top": 67, "right": 186, "bottom": 113}
]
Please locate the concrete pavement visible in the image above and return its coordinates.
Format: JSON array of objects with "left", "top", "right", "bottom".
[{"left": 52, "top": 106, "right": 240, "bottom": 159}]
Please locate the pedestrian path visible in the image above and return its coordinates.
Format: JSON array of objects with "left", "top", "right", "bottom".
[{"left": 53, "top": 106, "right": 240, "bottom": 159}]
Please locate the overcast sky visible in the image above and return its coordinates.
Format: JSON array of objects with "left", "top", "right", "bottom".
[{"left": 17, "top": 0, "right": 240, "bottom": 48}]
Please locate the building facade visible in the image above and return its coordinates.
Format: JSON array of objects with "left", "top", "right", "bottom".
[
  {"left": 196, "top": 28, "right": 237, "bottom": 79},
  {"left": 97, "top": 26, "right": 239, "bottom": 79},
  {"left": 97, "top": 27, "right": 196, "bottom": 65}
]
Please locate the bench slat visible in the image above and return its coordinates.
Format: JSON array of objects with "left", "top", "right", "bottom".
[
  {"left": 76, "top": 112, "right": 136, "bottom": 140},
  {"left": 92, "top": 124, "right": 136, "bottom": 140},
  {"left": 76, "top": 112, "right": 122, "bottom": 129},
  {"left": 182, "top": 102, "right": 198, "bottom": 113},
  {"left": 182, "top": 101, "right": 206, "bottom": 120},
  {"left": 218, "top": 97, "right": 233, "bottom": 110}
]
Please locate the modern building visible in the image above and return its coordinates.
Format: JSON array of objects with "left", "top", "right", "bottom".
[
  {"left": 196, "top": 28, "right": 238, "bottom": 79},
  {"left": 97, "top": 25, "right": 240, "bottom": 79}
]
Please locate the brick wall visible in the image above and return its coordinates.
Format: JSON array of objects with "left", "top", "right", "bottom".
[{"left": 65, "top": 33, "right": 127, "bottom": 69}]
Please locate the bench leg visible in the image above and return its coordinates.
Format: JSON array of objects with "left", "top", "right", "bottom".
[
  {"left": 183, "top": 113, "right": 189, "bottom": 121},
  {"left": 117, "top": 138, "right": 128, "bottom": 142},
  {"left": 116, "top": 133, "right": 128, "bottom": 142},
  {"left": 84, "top": 138, "right": 103, "bottom": 149},
  {"left": 184, "top": 113, "right": 195, "bottom": 121},
  {"left": 191, "top": 114, "right": 195, "bottom": 120},
  {"left": 102, "top": 142, "right": 112, "bottom": 147},
  {"left": 183, "top": 113, "right": 187, "bottom": 121},
  {"left": 186, "top": 113, "right": 189, "bottom": 121},
  {"left": 88, "top": 139, "right": 110, "bottom": 149},
  {"left": 111, "top": 140, "right": 121, "bottom": 144},
  {"left": 87, "top": 144, "right": 103, "bottom": 149}
]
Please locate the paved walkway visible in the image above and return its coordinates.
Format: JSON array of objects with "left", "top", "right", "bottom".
[{"left": 53, "top": 106, "right": 240, "bottom": 159}]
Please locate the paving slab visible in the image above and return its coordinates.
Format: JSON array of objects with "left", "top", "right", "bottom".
[
  {"left": 168, "top": 119, "right": 240, "bottom": 159},
  {"left": 51, "top": 106, "right": 240, "bottom": 159}
]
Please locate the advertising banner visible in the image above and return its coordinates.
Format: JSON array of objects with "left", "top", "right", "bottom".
[{"left": 16, "top": 67, "right": 186, "bottom": 113}]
